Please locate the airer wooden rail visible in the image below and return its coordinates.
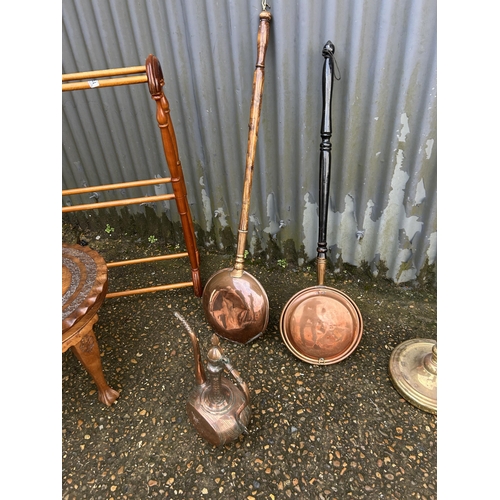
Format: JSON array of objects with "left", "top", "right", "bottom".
[{"left": 62, "top": 54, "right": 202, "bottom": 298}]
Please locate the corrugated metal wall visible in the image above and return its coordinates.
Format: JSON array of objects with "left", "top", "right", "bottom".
[{"left": 62, "top": 0, "right": 437, "bottom": 283}]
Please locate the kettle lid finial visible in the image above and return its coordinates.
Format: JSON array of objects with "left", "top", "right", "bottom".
[{"left": 208, "top": 334, "right": 223, "bottom": 362}]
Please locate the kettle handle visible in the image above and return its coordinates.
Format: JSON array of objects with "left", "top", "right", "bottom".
[{"left": 222, "top": 357, "right": 250, "bottom": 432}]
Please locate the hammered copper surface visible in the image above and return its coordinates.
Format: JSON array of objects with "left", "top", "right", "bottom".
[
  {"left": 176, "top": 312, "right": 252, "bottom": 447},
  {"left": 187, "top": 378, "right": 252, "bottom": 447},
  {"left": 280, "top": 286, "right": 362, "bottom": 365},
  {"left": 202, "top": 269, "right": 269, "bottom": 344}
]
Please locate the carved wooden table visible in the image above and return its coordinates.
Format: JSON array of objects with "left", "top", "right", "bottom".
[{"left": 62, "top": 244, "right": 119, "bottom": 405}]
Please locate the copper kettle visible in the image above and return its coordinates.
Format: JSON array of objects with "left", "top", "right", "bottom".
[{"left": 174, "top": 312, "right": 251, "bottom": 446}]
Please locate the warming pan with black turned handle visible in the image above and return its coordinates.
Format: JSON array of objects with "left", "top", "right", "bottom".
[{"left": 280, "top": 41, "right": 363, "bottom": 365}]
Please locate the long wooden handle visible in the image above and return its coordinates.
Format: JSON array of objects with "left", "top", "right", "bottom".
[
  {"left": 232, "top": 10, "right": 272, "bottom": 277},
  {"left": 317, "top": 41, "right": 335, "bottom": 286}
]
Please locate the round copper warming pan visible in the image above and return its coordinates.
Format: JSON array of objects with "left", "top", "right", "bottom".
[
  {"left": 202, "top": 8, "right": 272, "bottom": 345},
  {"left": 279, "top": 41, "right": 363, "bottom": 365},
  {"left": 280, "top": 285, "right": 363, "bottom": 365}
]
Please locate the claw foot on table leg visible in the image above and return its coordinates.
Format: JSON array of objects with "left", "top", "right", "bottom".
[
  {"left": 70, "top": 327, "right": 120, "bottom": 406},
  {"left": 98, "top": 386, "right": 120, "bottom": 406}
]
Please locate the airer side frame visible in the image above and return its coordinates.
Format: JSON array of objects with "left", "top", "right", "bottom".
[{"left": 62, "top": 54, "right": 202, "bottom": 299}]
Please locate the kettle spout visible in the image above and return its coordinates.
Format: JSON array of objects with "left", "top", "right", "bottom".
[{"left": 174, "top": 312, "right": 206, "bottom": 386}]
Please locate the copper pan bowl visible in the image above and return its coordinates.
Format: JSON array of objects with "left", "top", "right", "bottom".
[
  {"left": 202, "top": 268, "right": 269, "bottom": 345},
  {"left": 280, "top": 285, "right": 363, "bottom": 365}
]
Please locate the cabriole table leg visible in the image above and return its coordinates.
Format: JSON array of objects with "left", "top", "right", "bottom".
[{"left": 69, "top": 317, "right": 119, "bottom": 406}]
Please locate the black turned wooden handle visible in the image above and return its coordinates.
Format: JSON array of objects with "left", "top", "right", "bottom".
[{"left": 317, "top": 41, "right": 336, "bottom": 262}]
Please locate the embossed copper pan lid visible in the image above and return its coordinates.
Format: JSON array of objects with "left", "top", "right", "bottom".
[
  {"left": 279, "top": 41, "right": 363, "bottom": 365},
  {"left": 280, "top": 285, "right": 363, "bottom": 365}
]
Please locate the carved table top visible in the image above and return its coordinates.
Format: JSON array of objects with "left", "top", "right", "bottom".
[{"left": 62, "top": 244, "right": 108, "bottom": 336}]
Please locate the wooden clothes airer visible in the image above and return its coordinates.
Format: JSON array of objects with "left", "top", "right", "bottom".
[{"left": 62, "top": 54, "right": 202, "bottom": 299}]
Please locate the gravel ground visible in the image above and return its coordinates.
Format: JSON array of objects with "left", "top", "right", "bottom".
[{"left": 62, "top": 226, "right": 437, "bottom": 499}]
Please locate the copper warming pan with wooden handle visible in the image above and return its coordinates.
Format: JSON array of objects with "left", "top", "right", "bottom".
[
  {"left": 280, "top": 41, "right": 363, "bottom": 365},
  {"left": 202, "top": 5, "right": 272, "bottom": 345}
]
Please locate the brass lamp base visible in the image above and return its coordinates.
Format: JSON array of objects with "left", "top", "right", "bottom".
[{"left": 389, "top": 338, "right": 437, "bottom": 414}]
